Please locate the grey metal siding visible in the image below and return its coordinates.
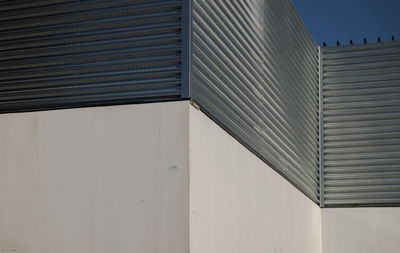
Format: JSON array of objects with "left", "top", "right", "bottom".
[
  {"left": 322, "top": 41, "right": 400, "bottom": 206},
  {"left": 0, "top": 0, "right": 183, "bottom": 113},
  {"left": 191, "top": 0, "right": 320, "bottom": 202}
]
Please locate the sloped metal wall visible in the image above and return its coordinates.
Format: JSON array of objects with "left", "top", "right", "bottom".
[
  {"left": 191, "top": 0, "right": 320, "bottom": 202},
  {"left": 5, "top": 0, "right": 399, "bottom": 208},
  {"left": 322, "top": 41, "right": 400, "bottom": 206},
  {"left": 0, "top": 0, "right": 183, "bottom": 113}
]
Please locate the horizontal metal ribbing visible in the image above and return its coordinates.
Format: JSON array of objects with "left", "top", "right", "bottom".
[
  {"left": 322, "top": 41, "right": 400, "bottom": 206},
  {"left": 192, "top": 0, "right": 320, "bottom": 203},
  {"left": 0, "top": 0, "right": 182, "bottom": 113}
]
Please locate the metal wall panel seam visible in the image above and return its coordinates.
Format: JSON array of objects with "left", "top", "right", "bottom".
[
  {"left": 319, "top": 47, "right": 325, "bottom": 207},
  {"left": 181, "top": 0, "right": 192, "bottom": 98}
]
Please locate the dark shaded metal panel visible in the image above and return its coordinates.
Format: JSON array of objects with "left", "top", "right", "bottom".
[
  {"left": 322, "top": 41, "right": 400, "bottom": 206},
  {"left": 318, "top": 47, "right": 325, "bottom": 207},
  {"left": 181, "top": 0, "right": 192, "bottom": 98},
  {"left": 0, "top": 0, "right": 183, "bottom": 113},
  {"left": 191, "top": 0, "right": 320, "bottom": 203}
]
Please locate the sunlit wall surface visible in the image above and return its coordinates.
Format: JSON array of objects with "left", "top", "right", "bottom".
[{"left": 192, "top": 0, "right": 320, "bottom": 202}]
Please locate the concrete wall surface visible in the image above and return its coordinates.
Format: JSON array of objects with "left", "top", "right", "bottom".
[
  {"left": 0, "top": 101, "right": 190, "bottom": 253},
  {"left": 4, "top": 100, "right": 399, "bottom": 253},
  {"left": 189, "top": 106, "right": 322, "bottom": 253},
  {"left": 322, "top": 208, "right": 400, "bottom": 253}
]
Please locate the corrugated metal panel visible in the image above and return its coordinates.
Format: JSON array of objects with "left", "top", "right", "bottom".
[
  {"left": 191, "top": 0, "right": 320, "bottom": 202},
  {"left": 0, "top": 0, "right": 183, "bottom": 113},
  {"left": 322, "top": 41, "right": 400, "bottom": 206}
]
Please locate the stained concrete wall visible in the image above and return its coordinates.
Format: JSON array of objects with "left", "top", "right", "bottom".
[
  {"left": 322, "top": 208, "right": 400, "bottom": 253},
  {"left": 0, "top": 101, "right": 190, "bottom": 253},
  {"left": 189, "top": 106, "right": 322, "bottom": 253}
]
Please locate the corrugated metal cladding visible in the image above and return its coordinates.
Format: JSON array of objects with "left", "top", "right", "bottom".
[
  {"left": 6, "top": 0, "right": 400, "bottom": 208},
  {"left": 322, "top": 41, "right": 400, "bottom": 206},
  {"left": 0, "top": 0, "right": 183, "bottom": 113},
  {"left": 191, "top": 0, "right": 320, "bottom": 202}
]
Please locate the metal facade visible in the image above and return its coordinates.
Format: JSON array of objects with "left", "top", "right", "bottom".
[
  {"left": 191, "top": 0, "right": 320, "bottom": 202},
  {"left": 2, "top": 0, "right": 400, "bottom": 207},
  {"left": 322, "top": 41, "right": 400, "bottom": 206},
  {"left": 0, "top": 0, "right": 183, "bottom": 113}
]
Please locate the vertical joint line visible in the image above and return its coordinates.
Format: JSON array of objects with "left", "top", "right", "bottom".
[
  {"left": 318, "top": 47, "right": 325, "bottom": 207},
  {"left": 181, "top": 0, "right": 192, "bottom": 99}
]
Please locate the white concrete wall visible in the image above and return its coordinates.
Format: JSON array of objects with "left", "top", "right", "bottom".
[
  {"left": 5, "top": 101, "right": 398, "bottom": 253},
  {"left": 322, "top": 208, "right": 400, "bottom": 253},
  {"left": 0, "top": 101, "right": 190, "bottom": 253},
  {"left": 189, "top": 106, "right": 322, "bottom": 253}
]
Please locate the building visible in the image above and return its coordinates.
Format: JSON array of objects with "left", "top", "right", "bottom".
[{"left": 0, "top": 1, "right": 399, "bottom": 252}]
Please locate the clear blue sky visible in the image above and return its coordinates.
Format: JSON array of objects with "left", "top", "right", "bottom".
[{"left": 291, "top": 0, "right": 400, "bottom": 46}]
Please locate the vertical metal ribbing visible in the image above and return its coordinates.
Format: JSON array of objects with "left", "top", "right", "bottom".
[
  {"left": 318, "top": 46, "right": 325, "bottom": 207},
  {"left": 181, "top": 0, "right": 192, "bottom": 98}
]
